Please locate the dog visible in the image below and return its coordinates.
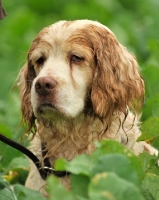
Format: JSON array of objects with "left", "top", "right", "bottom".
[{"left": 17, "top": 20, "right": 158, "bottom": 196}]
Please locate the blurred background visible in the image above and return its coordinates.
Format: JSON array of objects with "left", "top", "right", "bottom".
[{"left": 0, "top": 0, "right": 159, "bottom": 177}]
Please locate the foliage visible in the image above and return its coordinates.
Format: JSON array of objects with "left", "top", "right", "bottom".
[
  {"left": 0, "top": 176, "right": 47, "bottom": 200},
  {"left": 0, "top": 0, "right": 159, "bottom": 199},
  {"left": 49, "top": 140, "right": 159, "bottom": 200}
]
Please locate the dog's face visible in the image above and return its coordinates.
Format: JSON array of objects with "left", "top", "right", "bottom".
[
  {"left": 29, "top": 22, "right": 96, "bottom": 120},
  {"left": 18, "top": 20, "right": 144, "bottom": 130}
]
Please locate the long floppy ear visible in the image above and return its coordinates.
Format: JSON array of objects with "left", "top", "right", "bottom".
[
  {"left": 90, "top": 25, "right": 144, "bottom": 119},
  {"left": 17, "top": 59, "right": 36, "bottom": 133}
]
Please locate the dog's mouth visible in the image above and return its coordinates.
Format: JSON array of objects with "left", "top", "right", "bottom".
[
  {"left": 36, "top": 100, "right": 71, "bottom": 122},
  {"left": 37, "top": 100, "right": 57, "bottom": 116}
]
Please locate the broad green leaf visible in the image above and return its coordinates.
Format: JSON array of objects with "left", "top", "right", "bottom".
[
  {"left": 70, "top": 174, "right": 89, "bottom": 200},
  {"left": 54, "top": 158, "right": 67, "bottom": 171},
  {"left": 139, "top": 152, "right": 159, "bottom": 175},
  {"left": 14, "top": 184, "right": 47, "bottom": 200},
  {"left": 47, "top": 175, "right": 74, "bottom": 200},
  {"left": 152, "top": 98, "right": 159, "bottom": 118},
  {"left": 142, "top": 95, "right": 159, "bottom": 121},
  {"left": 4, "top": 157, "right": 29, "bottom": 173},
  {"left": 89, "top": 172, "right": 144, "bottom": 200},
  {"left": 148, "top": 40, "right": 159, "bottom": 60},
  {"left": 151, "top": 135, "right": 159, "bottom": 150},
  {"left": 0, "top": 176, "right": 16, "bottom": 200},
  {"left": 0, "top": 144, "right": 24, "bottom": 169},
  {"left": 92, "top": 154, "right": 140, "bottom": 185},
  {"left": 0, "top": 123, "right": 11, "bottom": 137},
  {"left": 55, "top": 154, "right": 93, "bottom": 176},
  {"left": 93, "top": 140, "right": 145, "bottom": 183},
  {"left": 139, "top": 117, "right": 159, "bottom": 140},
  {"left": 139, "top": 152, "right": 156, "bottom": 171},
  {"left": 94, "top": 140, "right": 134, "bottom": 157},
  {"left": 142, "top": 173, "right": 159, "bottom": 200},
  {"left": 56, "top": 140, "right": 144, "bottom": 183},
  {"left": 55, "top": 140, "right": 134, "bottom": 176},
  {"left": 3, "top": 157, "right": 29, "bottom": 184},
  {"left": 3, "top": 168, "right": 28, "bottom": 185},
  {"left": 142, "top": 64, "right": 159, "bottom": 98},
  {"left": 146, "top": 165, "right": 159, "bottom": 176},
  {"left": 0, "top": 177, "right": 46, "bottom": 200}
]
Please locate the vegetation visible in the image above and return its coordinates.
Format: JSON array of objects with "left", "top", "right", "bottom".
[{"left": 0, "top": 0, "right": 159, "bottom": 199}]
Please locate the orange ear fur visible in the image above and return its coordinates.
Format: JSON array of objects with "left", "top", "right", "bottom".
[
  {"left": 17, "top": 61, "right": 36, "bottom": 133},
  {"left": 89, "top": 26, "right": 144, "bottom": 119}
]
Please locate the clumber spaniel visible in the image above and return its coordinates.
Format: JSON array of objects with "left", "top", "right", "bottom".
[{"left": 18, "top": 20, "right": 157, "bottom": 196}]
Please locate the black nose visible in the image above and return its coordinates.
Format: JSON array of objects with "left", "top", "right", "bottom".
[{"left": 35, "top": 77, "right": 57, "bottom": 96}]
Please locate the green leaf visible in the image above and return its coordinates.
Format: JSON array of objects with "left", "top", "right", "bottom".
[
  {"left": 139, "top": 117, "right": 159, "bottom": 140},
  {"left": 88, "top": 172, "right": 144, "bottom": 200},
  {"left": 46, "top": 175, "right": 74, "bottom": 200},
  {"left": 139, "top": 152, "right": 159, "bottom": 176},
  {"left": 142, "top": 95, "right": 159, "bottom": 121},
  {"left": 70, "top": 174, "right": 89, "bottom": 200},
  {"left": 55, "top": 154, "right": 93, "bottom": 176},
  {"left": 142, "top": 173, "right": 159, "bottom": 200},
  {"left": 151, "top": 135, "right": 159, "bottom": 150},
  {"left": 0, "top": 144, "right": 24, "bottom": 170},
  {"left": 93, "top": 140, "right": 145, "bottom": 183},
  {"left": 0, "top": 176, "right": 46, "bottom": 200},
  {"left": 92, "top": 154, "right": 140, "bottom": 185},
  {"left": 14, "top": 184, "right": 47, "bottom": 200},
  {"left": 142, "top": 64, "right": 159, "bottom": 98},
  {"left": 54, "top": 158, "right": 67, "bottom": 171},
  {"left": 0, "top": 176, "right": 16, "bottom": 200},
  {"left": 152, "top": 98, "right": 159, "bottom": 118},
  {"left": 139, "top": 152, "right": 156, "bottom": 171},
  {"left": 148, "top": 40, "right": 159, "bottom": 61},
  {"left": 93, "top": 140, "right": 134, "bottom": 157},
  {"left": 4, "top": 157, "right": 29, "bottom": 173},
  {"left": 0, "top": 123, "right": 11, "bottom": 138},
  {"left": 56, "top": 140, "right": 145, "bottom": 183},
  {"left": 2, "top": 157, "right": 29, "bottom": 184},
  {"left": 3, "top": 168, "right": 28, "bottom": 185}
]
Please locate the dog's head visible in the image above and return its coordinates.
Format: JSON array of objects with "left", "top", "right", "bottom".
[{"left": 18, "top": 20, "right": 144, "bottom": 132}]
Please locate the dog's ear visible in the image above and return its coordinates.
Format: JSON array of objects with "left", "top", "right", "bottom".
[
  {"left": 17, "top": 57, "right": 36, "bottom": 133},
  {"left": 89, "top": 25, "right": 144, "bottom": 119}
]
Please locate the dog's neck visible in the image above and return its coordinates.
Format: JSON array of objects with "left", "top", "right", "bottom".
[
  {"left": 36, "top": 113, "right": 124, "bottom": 165},
  {"left": 37, "top": 115, "right": 99, "bottom": 162}
]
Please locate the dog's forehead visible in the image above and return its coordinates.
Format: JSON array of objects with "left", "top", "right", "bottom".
[
  {"left": 35, "top": 20, "right": 114, "bottom": 43},
  {"left": 49, "top": 20, "right": 113, "bottom": 33}
]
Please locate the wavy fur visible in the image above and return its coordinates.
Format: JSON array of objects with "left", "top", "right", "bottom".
[{"left": 17, "top": 20, "right": 157, "bottom": 196}]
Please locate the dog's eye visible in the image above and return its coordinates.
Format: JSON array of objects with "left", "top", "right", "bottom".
[
  {"left": 36, "top": 57, "right": 45, "bottom": 65},
  {"left": 71, "top": 55, "right": 84, "bottom": 63}
]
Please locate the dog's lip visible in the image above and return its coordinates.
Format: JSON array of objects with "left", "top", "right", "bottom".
[{"left": 37, "top": 100, "right": 56, "bottom": 114}]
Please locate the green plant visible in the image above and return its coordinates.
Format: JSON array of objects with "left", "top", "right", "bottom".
[
  {"left": 1, "top": 0, "right": 159, "bottom": 199},
  {"left": 45, "top": 140, "right": 159, "bottom": 200}
]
